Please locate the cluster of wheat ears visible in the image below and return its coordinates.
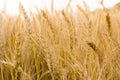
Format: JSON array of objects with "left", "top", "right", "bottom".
[{"left": 0, "top": 1, "right": 120, "bottom": 80}]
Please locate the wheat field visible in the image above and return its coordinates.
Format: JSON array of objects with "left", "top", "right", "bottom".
[{"left": 0, "top": 2, "right": 120, "bottom": 80}]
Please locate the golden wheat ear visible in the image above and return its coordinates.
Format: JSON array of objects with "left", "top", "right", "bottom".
[
  {"left": 87, "top": 42, "right": 97, "bottom": 51},
  {"left": 87, "top": 41, "right": 104, "bottom": 67},
  {"left": 19, "top": 3, "right": 32, "bottom": 35}
]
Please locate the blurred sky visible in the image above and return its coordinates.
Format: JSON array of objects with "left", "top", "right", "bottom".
[{"left": 0, "top": 0, "right": 120, "bottom": 15}]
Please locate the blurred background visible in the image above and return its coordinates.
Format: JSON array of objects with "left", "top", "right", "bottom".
[{"left": 0, "top": 0, "right": 120, "bottom": 15}]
